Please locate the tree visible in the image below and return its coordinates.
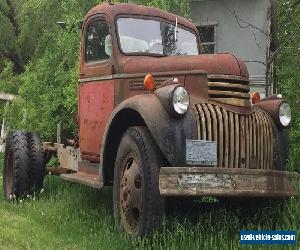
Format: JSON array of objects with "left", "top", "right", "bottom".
[
  {"left": 134, "top": 0, "right": 190, "bottom": 17},
  {"left": 0, "top": 0, "right": 24, "bottom": 73},
  {"left": 1, "top": 0, "right": 101, "bottom": 139}
]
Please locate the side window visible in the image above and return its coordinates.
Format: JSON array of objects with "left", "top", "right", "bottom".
[
  {"left": 85, "top": 20, "right": 111, "bottom": 63},
  {"left": 197, "top": 25, "right": 216, "bottom": 54}
]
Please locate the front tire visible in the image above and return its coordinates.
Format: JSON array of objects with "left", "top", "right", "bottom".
[{"left": 113, "top": 126, "right": 163, "bottom": 237}]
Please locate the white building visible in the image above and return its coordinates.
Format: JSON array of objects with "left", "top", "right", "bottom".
[{"left": 190, "top": 0, "right": 276, "bottom": 97}]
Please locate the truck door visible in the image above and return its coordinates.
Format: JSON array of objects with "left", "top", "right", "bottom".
[{"left": 79, "top": 16, "right": 114, "bottom": 158}]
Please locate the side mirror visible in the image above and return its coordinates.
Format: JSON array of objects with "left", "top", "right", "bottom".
[{"left": 105, "top": 35, "right": 112, "bottom": 57}]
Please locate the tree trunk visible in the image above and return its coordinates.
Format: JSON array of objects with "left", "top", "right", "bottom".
[
  {"left": 0, "top": 0, "right": 24, "bottom": 73},
  {"left": 7, "top": 50, "right": 24, "bottom": 73},
  {"left": 5, "top": 0, "right": 20, "bottom": 37}
]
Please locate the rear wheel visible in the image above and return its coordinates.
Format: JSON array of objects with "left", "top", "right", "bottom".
[
  {"left": 27, "top": 132, "right": 45, "bottom": 192},
  {"left": 3, "top": 131, "right": 30, "bottom": 200},
  {"left": 113, "top": 126, "right": 163, "bottom": 237}
]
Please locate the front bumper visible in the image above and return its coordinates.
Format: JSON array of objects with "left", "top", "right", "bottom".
[{"left": 159, "top": 167, "right": 299, "bottom": 197}]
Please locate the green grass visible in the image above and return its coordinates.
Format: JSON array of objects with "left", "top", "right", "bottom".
[{"left": 0, "top": 154, "right": 299, "bottom": 250}]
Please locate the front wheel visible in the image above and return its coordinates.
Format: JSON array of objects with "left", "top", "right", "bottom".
[{"left": 113, "top": 126, "right": 163, "bottom": 237}]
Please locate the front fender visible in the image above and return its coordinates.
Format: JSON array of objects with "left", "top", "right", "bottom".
[{"left": 100, "top": 93, "right": 197, "bottom": 183}]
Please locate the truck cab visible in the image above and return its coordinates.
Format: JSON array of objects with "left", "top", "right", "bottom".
[{"left": 3, "top": 3, "right": 299, "bottom": 237}]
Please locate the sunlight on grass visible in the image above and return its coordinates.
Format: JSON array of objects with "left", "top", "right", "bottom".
[{"left": 0, "top": 154, "right": 299, "bottom": 249}]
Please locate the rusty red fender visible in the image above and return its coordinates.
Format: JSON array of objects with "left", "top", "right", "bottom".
[{"left": 99, "top": 90, "right": 198, "bottom": 184}]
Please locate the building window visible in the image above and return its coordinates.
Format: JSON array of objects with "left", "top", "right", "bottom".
[
  {"left": 197, "top": 25, "right": 216, "bottom": 54},
  {"left": 85, "top": 20, "right": 110, "bottom": 63}
]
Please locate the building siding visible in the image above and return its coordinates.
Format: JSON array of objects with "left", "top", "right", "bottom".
[{"left": 191, "top": 0, "right": 273, "bottom": 96}]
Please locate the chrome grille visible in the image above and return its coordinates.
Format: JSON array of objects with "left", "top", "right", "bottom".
[
  {"left": 194, "top": 103, "right": 273, "bottom": 169},
  {"left": 208, "top": 75, "right": 251, "bottom": 107}
]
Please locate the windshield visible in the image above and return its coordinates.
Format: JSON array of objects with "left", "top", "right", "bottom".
[{"left": 117, "top": 17, "right": 199, "bottom": 56}]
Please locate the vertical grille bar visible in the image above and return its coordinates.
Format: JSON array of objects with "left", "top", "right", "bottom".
[
  {"left": 264, "top": 114, "right": 272, "bottom": 170},
  {"left": 207, "top": 104, "right": 218, "bottom": 142},
  {"left": 207, "top": 104, "right": 219, "bottom": 166},
  {"left": 268, "top": 116, "right": 273, "bottom": 169},
  {"left": 246, "top": 118, "right": 250, "bottom": 169},
  {"left": 229, "top": 112, "right": 235, "bottom": 168},
  {"left": 234, "top": 113, "right": 240, "bottom": 168},
  {"left": 255, "top": 111, "right": 263, "bottom": 169},
  {"left": 197, "top": 105, "right": 206, "bottom": 140},
  {"left": 252, "top": 112, "right": 257, "bottom": 168},
  {"left": 248, "top": 114, "right": 253, "bottom": 168},
  {"left": 215, "top": 106, "right": 224, "bottom": 168},
  {"left": 221, "top": 109, "right": 229, "bottom": 168},
  {"left": 261, "top": 111, "right": 267, "bottom": 169},
  {"left": 265, "top": 115, "right": 270, "bottom": 169},
  {"left": 240, "top": 116, "right": 246, "bottom": 168},
  {"left": 194, "top": 106, "right": 201, "bottom": 140},
  {"left": 202, "top": 104, "right": 212, "bottom": 141}
]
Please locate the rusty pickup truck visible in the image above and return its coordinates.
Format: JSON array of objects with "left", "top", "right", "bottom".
[{"left": 3, "top": 3, "right": 299, "bottom": 237}]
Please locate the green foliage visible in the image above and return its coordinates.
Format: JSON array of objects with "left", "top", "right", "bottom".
[
  {"left": 0, "top": 9, "right": 15, "bottom": 52},
  {"left": 0, "top": 60, "right": 21, "bottom": 94},
  {"left": 0, "top": 0, "right": 25, "bottom": 73},
  {"left": 0, "top": 61, "right": 21, "bottom": 118},
  {"left": 136, "top": 0, "right": 190, "bottom": 17},
  {"left": 1, "top": 0, "right": 101, "bottom": 140},
  {"left": 276, "top": 0, "right": 300, "bottom": 171}
]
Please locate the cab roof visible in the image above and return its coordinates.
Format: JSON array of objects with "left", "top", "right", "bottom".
[{"left": 85, "top": 3, "right": 196, "bottom": 32}]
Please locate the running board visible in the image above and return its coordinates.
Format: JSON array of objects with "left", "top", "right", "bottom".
[{"left": 60, "top": 172, "right": 103, "bottom": 189}]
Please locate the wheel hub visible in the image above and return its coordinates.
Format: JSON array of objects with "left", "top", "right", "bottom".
[
  {"left": 121, "top": 180, "right": 131, "bottom": 212},
  {"left": 119, "top": 155, "right": 143, "bottom": 229}
]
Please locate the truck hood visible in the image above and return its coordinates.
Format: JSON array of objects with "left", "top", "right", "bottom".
[{"left": 123, "top": 53, "right": 249, "bottom": 78}]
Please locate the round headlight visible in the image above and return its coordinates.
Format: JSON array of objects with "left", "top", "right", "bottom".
[
  {"left": 279, "top": 102, "right": 291, "bottom": 127},
  {"left": 172, "top": 86, "right": 190, "bottom": 115}
]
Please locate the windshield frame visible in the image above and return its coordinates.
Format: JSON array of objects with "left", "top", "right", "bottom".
[{"left": 115, "top": 14, "right": 200, "bottom": 57}]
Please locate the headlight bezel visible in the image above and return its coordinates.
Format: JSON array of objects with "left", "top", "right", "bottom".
[
  {"left": 170, "top": 85, "right": 190, "bottom": 116},
  {"left": 278, "top": 102, "right": 291, "bottom": 127},
  {"left": 254, "top": 98, "right": 292, "bottom": 130},
  {"left": 154, "top": 83, "right": 190, "bottom": 119}
]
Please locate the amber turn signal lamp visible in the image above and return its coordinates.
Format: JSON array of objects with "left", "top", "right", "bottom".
[
  {"left": 251, "top": 91, "right": 261, "bottom": 104},
  {"left": 144, "top": 74, "right": 155, "bottom": 91}
]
